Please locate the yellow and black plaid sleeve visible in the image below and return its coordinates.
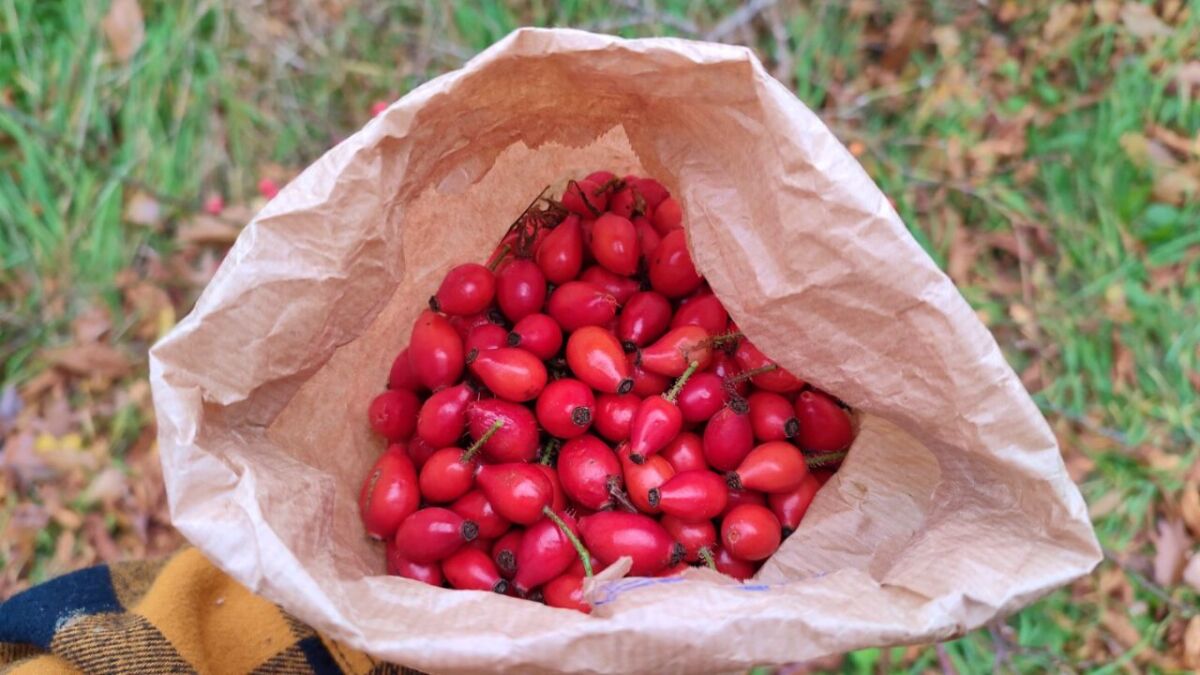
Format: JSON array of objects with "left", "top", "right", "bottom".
[{"left": 0, "top": 548, "right": 422, "bottom": 675}]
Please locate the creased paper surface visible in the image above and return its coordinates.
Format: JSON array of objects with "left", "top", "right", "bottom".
[{"left": 150, "top": 28, "right": 1100, "bottom": 674}]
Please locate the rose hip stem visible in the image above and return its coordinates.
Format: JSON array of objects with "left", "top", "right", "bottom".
[
  {"left": 538, "top": 439, "right": 560, "bottom": 466},
  {"left": 665, "top": 360, "right": 701, "bottom": 404},
  {"left": 698, "top": 546, "right": 717, "bottom": 571},
  {"left": 606, "top": 476, "right": 638, "bottom": 513},
  {"left": 487, "top": 244, "right": 511, "bottom": 271},
  {"left": 541, "top": 506, "right": 594, "bottom": 578},
  {"left": 706, "top": 330, "right": 743, "bottom": 346},
  {"left": 460, "top": 419, "right": 505, "bottom": 463},
  {"left": 725, "top": 362, "right": 779, "bottom": 385},
  {"left": 804, "top": 450, "right": 848, "bottom": 468}
]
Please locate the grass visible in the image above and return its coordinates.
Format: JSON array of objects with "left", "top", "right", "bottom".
[{"left": 3, "top": 0, "right": 1199, "bottom": 671}]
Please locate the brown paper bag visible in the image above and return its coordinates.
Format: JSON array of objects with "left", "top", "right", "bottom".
[{"left": 150, "top": 28, "right": 1100, "bottom": 673}]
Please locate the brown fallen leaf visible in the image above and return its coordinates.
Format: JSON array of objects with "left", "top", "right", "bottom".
[
  {"left": 43, "top": 343, "right": 132, "bottom": 379},
  {"left": 1148, "top": 124, "right": 1200, "bottom": 158},
  {"left": 1153, "top": 165, "right": 1200, "bottom": 205},
  {"left": 1121, "top": 2, "right": 1173, "bottom": 38},
  {"left": 1185, "top": 616, "right": 1200, "bottom": 669},
  {"left": 1183, "top": 554, "right": 1200, "bottom": 593},
  {"left": 1088, "top": 490, "right": 1123, "bottom": 520},
  {"left": 84, "top": 513, "right": 122, "bottom": 563},
  {"left": 101, "top": 0, "right": 145, "bottom": 63},
  {"left": 1153, "top": 518, "right": 1191, "bottom": 586},
  {"left": 1101, "top": 608, "right": 1142, "bottom": 649},
  {"left": 1094, "top": 0, "right": 1121, "bottom": 23},
  {"left": 71, "top": 305, "right": 112, "bottom": 344},
  {"left": 81, "top": 468, "right": 128, "bottom": 506},
  {"left": 1182, "top": 481, "right": 1200, "bottom": 537},
  {"left": 177, "top": 214, "right": 241, "bottom": 246}
]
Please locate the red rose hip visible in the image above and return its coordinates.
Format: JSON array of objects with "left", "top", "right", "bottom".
[
  {"left": 794, "top": 390, "right": 855, "bottom": 453},
  {"left": 408, "top": 310, "right": 465, "bottom": 391},
  {"left": 469, "top": 347, "right": 547, "bottom": 402},
  {"left": 359, "top": 448, "right": 420, "bottom": 540},
  {"left": 392, "top": 507, "right": 478, "bottom": 564},
  {"left": 721, "top": 504, "right": 781, "bottom": 561},
  {"left": 536, "top": 378, "right": 596, "bottom": 439},
  {"left": 367, "top": 389, "right": 419, "bottom": 441},
  {"left": 566, "top": 326, "right": 633, "bottom": 394},
  {"left": 432, "top": 263, "right": 495, "bottom": 316}
]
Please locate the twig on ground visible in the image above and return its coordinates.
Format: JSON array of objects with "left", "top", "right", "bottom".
[{"left": 706, "top": 0, "right": 778, "bottom": 42}]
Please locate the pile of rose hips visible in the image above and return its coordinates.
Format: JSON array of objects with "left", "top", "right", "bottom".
[{"left": 359, "top": 173, "right": 855, "bottom": 613}]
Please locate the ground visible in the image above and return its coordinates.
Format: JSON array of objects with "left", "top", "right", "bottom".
[{"left": 1, "top": 1, "right": 1198, "bottom": 672}]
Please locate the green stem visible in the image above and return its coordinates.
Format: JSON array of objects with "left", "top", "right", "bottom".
[
  {"left": 460, "top": 419, "right": 504, "bottom": 463},
  {"left": 698, "top": 547, "right": 717, "bottom": 571},
  {"left": 487, "top": 244, "right": 511, "bottom": 271},
  {"left": 542, "top": 506, "right": 593, "bottom": 577},
  {"left": 664, "top": 360, "right": 701, "bottom": 404},
  {"left": 537, "top": 439, "right": 560, "bottom": 466},
  {"left": 805, "top": 450, "right": 848, "bottom": 468},
  {"left": 705, "top": 330, "right": 744, "bottom": 346},
  {"left": 726, "top": 362, "right": 778, "bottom": 384}
]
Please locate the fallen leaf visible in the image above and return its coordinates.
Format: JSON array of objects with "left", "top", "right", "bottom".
[
  {"left": 1120, "top": 132, "right": 1178, "bottom": 168},
  {"left": 1101, "top": 608, "right": 1142, "bottom": 649},
  {"left": 1153, "top": 166, "right": 1200, "bottom": 205},
  {"left": 177, "top": 215, "right": 241, "bottom": 246},
  {"left": 101, "top": 0, "right": 145, "bottom": 63},
  {"left": 1182, "top": 481, "right": 1200, "bottom": 536},
  {"left": 84, "top": 514, "right": 121, "bottom": 563},
  {"left": 1186, "top": 616, "right": 1200, "bottom": 668},
  {"left": 1121, "top": 2, "right": 1173, "bottom": 38},
  {"left": 1148, "top": 124, "right": 1200, "bottom": 157},
  {"left": 1089, "top": 490, "right": 1123, "bottom": 520},
  {"left": 1184, "top": 554, "right": 1200, "bottom": 593},
  {"left": 81, "top": 468, "right": 128, "bottom": 505},
  {"left": 1111, "top": 330, "right": 1134, "bottom": 392},
  {"left": 1178, "top": 62, "right": 1200, "bottom": 93},
  {"left": 1094, "top": 0, "right": 1121, "bottom": 23},
  {"left": 123, "top": 282, "right": 175, "bottom": 340},
  {"left": 931, "top": 25, "right": 960, "bottom": 58},
  {"left": 946, "top": 225, "right": 977, "bottom": 284},
  {"left": 123, "top": 190, "right": 162, "bottom": 228},
  {"left": 1154, "top": 518, "right": 1191, "bottom": 586},
  {"left": 1, "top": 432, "right": 57, "bottom": 485},
  {"left": 43, "top": 343, "right": 132, "bottom": 379},
  {"left": 1043, "top": 4, "right": 1080, "bottom": 42}
]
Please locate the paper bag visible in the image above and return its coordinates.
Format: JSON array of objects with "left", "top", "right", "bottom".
[{"left": 150, "top": 28, "right": 1100, "bottom": 673}]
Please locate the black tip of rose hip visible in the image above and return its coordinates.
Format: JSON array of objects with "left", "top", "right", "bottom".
[
  {"left": 486, "top": 308, "right": 506, "bottom": 325},
  {"left": 729, "top": 396, "right": 749, "bottom": 415},
  {"left": 725, "top": 472, "right": 742, "bottom": 491},
  {"left": 784, "top": 418, "right": 800, "bottom": 438},
  {"left": 571, "top": 406, "right": 592, "bottom": 427},
  {"left": 465, "top": 348, "right": 478, "bottom": 365},
  {"left": 506, "top": 331, "right": 522, "bottom": 347},
  {"left": 428, "top": 296, "right": 440, "bottom": 312},
  {"left": 493, "top": 579, "right": 510, "bottom": 595},
  {"left": 496, "top": 550, "right": 516, "bottom": 576},
  {"left": 781, "top": 527, "right": 794, "bottom": 540},
  {"left": 621, "top": 340, "right": 637, "bottom": 354},
  {"left": 526, "top": 588, "right": 545, "bottom": 603},
  {"left": 461, "top": 521, "right": 479, "bottom": 542},
  {"left": 617, "top": 378, "right": 635, "bottom": 394},
  {"left": 646, "top": 487, "right": 659, "bottom": 506},
  {"left": 669, "top": 542, "right": 686, "bottom": 566}
]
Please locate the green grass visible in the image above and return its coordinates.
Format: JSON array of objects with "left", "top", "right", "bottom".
[{"left": 3, "top": 0, "right": 1199, "bottom": 671}]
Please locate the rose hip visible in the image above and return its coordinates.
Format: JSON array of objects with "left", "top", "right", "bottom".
[
  {"left": 649, "top": 470, "right": 728, "bottom": 520},
  {"left": 627, "top": 354, "right": 670, "bottom": 398},
  {"left": 409, "top": 310, "right": 465, "bottom": 390},
  {"left": 512, "top": 510, "right": 583, "bottom": 594},
  {"left": 543, "top": 574, "right": 590, "bottom": 613},
  {"left": 406, "top": 437, "right": 437, "bottom": 470},
  {"left": 432, "top": 263, "right": 495, "bottom": 315},
  {"left": 712, "top": 546, "right": 758, "bottom": 580},
  {"left": 566, "top": 326, "right": 633, "bottom": 394},
  {"left": 441, "top": 546, "right": 508, "bottom": 594},
  {"left": 476, "top": 463, "right": 554, "bottom": 525},
  {"left": 533, "top": 463, "right": 568, "bottom": 512},
  {"left": 794, "top": 389, "right": 855, "bottom": 452},
  {"left": 710, "top": 351, "right": 748, "bottom": 398},
  {"left": 661, "top": 515, "right": 717, "bottom": 563},
  {"left": 392, "top": 507, "right": 478, "bottom": 564},
  {"left": 580, "top": 266, "right": 640, "bottom": 305},
  {"left": 449, "top": 311, "right": 495, "bottom": 341},
  {"left": 466, "top": 399, "right": 539, "bottom": 463},
  {"left": 496, "top": 259, "right": 547, "bottom": 322},
  {"left": 507, "top": 313, "right": 562, "bottom": 360},
  {"left": 562, "top": 179, "right": 608, "bottom": 216},
  {"left": 703, "top": 404, "right": 755, "bottom": 471},
  {"left": 748, "top": 391, "right": 800, "bottom": 442},
  {"left": 578, "top": 511, "right": 683, "bottom": 576},
  {"left": 727, "top": 441, "right": 809, "bottom": 494},
  {"left": 557, "top": 435, "right": 624, "bottom": 510},
  {"left": 464, "top": 323, "right": 509, "bottom": 355},
  {"left": 451, "top": 490, "right": 510, "bottom": 539},
  {"left": 387, "top": 348, "right": 422, "bottom": 392},
  {"left": 769, "top": 472, "right": 823, "bottom": 536},
  {"left": 618, "top": 291, "right": 672, "bottom": 349},
  {"left": 469, "top": 347, "right": 547, "bottom": 402},
  {"left": 721, "top": 504, "right": 781, "bottom": 561},
  {"left": 590, "top": 213, "right": 640, "bottom": 276},
  {"left": 492, "top": 529, "right": 523, "bottom": 579},
  {"left": 629, "top": 177, "right": 669, "bottom": 209},
  {"left": 633, "top": 216, "right": 661, "bottom": 258},
  {"left": 535, "top": 215, "right": 584, "bottom": 284},
  {"left": 593, "top": 393, "right": 641, "bottom": 442},
  {"left": 639, "top": 326, "right": 712, "bottom": 377},
  {"left": 676, "top": 372, "right": 727, "bottom": 424},
  {"left": 659, "top": 432, "right": 707, "bottom": 474},
  {"left": 360, "top": 448, "right": 420, "bottom": 540},
  {"left": 367, "top": 389, "right": 420, "bottom": 441},
  {"left": 651, "top": 197, "right": 682, "bottom": 234},
  {"left": 547, "top": 281, "right": 619, "bottom": 331},
  {"left": 608, "top": 186, "right": 637, "bottom": 218},
  {"left": 620, "top": 445, "right": 675, "bottom": 513},
  {"left": 418, "top": 446, "right": 479, "bottom": 503},
  {"left": 627, "top": 361, "right": 699, "bottom": 462},
  {"left": 672, "top": 293, "right": 729, "bottom": 336},
  {"left": 649, "top": 229, "right": 701, "bottom": 298},
  {"left": 733, "top": 340, "right": 804, "bottom": 393},
  {"left": 417, "top": 383, "right": 475, "bottom": 448},
  {"left": 536, "top": 379, "right": 595, "bottom": 439},
  {"left": 722, "top": 487, "right": 768, "bottom": 518},
  {"left": 386, "top": 540, "right": 443, "bottom": 586}
]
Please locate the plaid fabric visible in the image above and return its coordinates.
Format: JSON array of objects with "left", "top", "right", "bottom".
[{"left": 0, "top": 548, "right": 423, "bottom": 675}]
